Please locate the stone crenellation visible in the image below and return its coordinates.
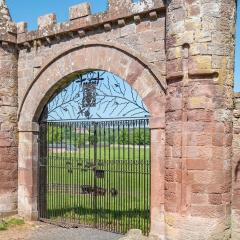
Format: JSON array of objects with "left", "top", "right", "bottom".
[
  {"left": 0, "top": 0, "right": 239, "bottom": 240},
  {"left": 0, "top": 0, "right": 165, "bottom": 47},
  {"left": 16, "top": 0, "right": 163, "bottom": 46}
]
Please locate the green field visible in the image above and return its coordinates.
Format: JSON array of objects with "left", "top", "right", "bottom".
[{"left": 39, "top": 146, "right": 150, "bottom": 235}]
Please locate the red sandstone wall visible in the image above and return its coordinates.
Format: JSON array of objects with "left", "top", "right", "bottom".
[
  {"left": 232, "top": 94, "right": 240, "bottom": 238},
  {"left": 0, "top": 45, "right": 18, "bottom": 216},
  {"left": 16, "top": 0, "right": 167, "bottom": 232},
  {"left": 0, "top": 0, "right": 18, "bottom": 216},
  {"left": 17, "top": 2, "right": 165, "bottom": 111},
  {"left": 165, "top": 0, "right": 236, "bottom": 239}
]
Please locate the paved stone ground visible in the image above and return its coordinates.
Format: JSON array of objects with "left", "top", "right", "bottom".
[
  {"left": 0, "top": 222, "right": 123, "bottom": 240},
  {"left": 27, "top": 224, "right": 123, "bottom": 240}
]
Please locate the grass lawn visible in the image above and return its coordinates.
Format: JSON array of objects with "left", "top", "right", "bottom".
[
  {"left": 0, "top": 218, "right": 25, "bottom": 231},
  {"left": 39, "top": 146, "right": 150, "bottom": 235}
]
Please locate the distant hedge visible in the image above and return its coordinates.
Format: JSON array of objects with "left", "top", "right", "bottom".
[{"left": 47, "top": 125, "right": 150, "bottom": 146}]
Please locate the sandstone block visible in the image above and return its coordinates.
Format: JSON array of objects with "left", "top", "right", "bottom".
[
  {"left": 188, "top": 4, "right": 200, "bottom": 17},
  {"left": 191, "top": 193, "right": 208, "bottom": 204},
  {"left": 189, "top": 55, "right": 212, "bottom": 71},
  {"left": 17, "top": 22, "right": 27, "bottom": 34},
  {"left": 187, "top": 159, "right": 208, "bottom": 170},
  {"left": 185, "top": 18, "right": 201, "bottom": 31},
  {"left": 38, "top": 13, "right": 56, "bottom": 29},
  {"left": 209, "top": 193, "right": 223, "bottom": 205},
  {"left": 187, "top": 96, "right": 211, "bottom": 110},
  {"left": 108, "top": 0, "right": 131, "bottom": 12},
  {"left": 69, "top": 3, "right": 91, "bottom": 20},
  {"left": 191, "top": 205, "right": 225, "bottom": 218},
  {"left": 202, "top": 2, "right": 220, "bottom": 18}
]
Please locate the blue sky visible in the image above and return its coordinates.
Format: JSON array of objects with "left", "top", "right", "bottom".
[{"left": 6, "top": 0, "right": 240, "bottom": 91}]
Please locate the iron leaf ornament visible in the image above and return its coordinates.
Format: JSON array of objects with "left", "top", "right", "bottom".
[{"left": 43, "top": 70, "right": 149, "bottom": 121}]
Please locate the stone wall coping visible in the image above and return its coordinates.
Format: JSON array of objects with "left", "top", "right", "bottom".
[
  {"left": 0, "top": 32, "right": 17, "bottom": 44},
  {"left": 16, "top": 0, "right": 164, "bottom": 44}
]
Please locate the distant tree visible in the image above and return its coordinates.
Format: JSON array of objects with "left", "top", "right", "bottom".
[
  {"left": 119, "top": 129, "right": 150, "bottom": 145},
  {"left": 119, "top": 129, "right": 129, "bottom": 144},
  {"left": 47, "top": 124, "right": 62, "bottom": 144}
]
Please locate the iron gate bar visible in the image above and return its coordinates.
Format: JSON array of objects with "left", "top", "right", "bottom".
[
  {"left": 93, "top": 122, "right": 97, "bottom": 228},
  {"left": 39, "top": 118, "right": 150, "bottom": 235}
]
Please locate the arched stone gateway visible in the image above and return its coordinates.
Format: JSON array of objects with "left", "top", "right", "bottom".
[
  {"left": 18, "top": 44, "right": 166, "bottom": 122},
  {"left": 18, "top": 45, "right": 166, "bottom": 237},
  {"left": 0, "top": 0, "right": 238, "bottom": 239}
]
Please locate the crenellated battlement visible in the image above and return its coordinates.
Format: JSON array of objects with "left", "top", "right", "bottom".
[
  {"left": 14, "top": 0, "right": 164, "bottom": 47},
  {"left": 0, "top": 0, "right": 165, "bottom": 48}
]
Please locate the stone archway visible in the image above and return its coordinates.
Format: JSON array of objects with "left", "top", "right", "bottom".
[{"left": 18, "top": 44, "right": 166, "bottom": 237}]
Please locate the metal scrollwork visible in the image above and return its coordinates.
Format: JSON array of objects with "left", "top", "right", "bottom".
[{"left": 42, "top": 70, "right": 149, "bottom": 121}]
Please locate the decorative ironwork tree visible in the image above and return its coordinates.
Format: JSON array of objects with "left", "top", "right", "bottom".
[{"left": 44, "top": 70, "right": 149, "bottom": 121}]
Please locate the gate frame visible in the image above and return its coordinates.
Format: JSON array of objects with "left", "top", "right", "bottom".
[
  {"left": 18, "top": 43, "right": 166, "bottom": 238},
  {"left": 38, "top": 118, "right": 152, "bottom": 234}
]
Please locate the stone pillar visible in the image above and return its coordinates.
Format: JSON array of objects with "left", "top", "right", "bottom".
[
  {"left": 165, "top": 0, "right": 236, "bottom": 239},
  {"left": 150, "top": 117, "right": 165, "bottom": 238},
  {"left": 0, "top": 43, "right": 18, "bottom": 217},
  {"left": 18, "top": 122, "right": 39, "bottom": 220},
  {"left": 0, "top": 0, "right": 18, "bottom": 218},
  {"left": 232, "top": 94, "right": 240, "bottom": 239}
]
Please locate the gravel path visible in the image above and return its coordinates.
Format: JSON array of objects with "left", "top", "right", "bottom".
[{"left": 0, "top": 222, "right": 123, "bottom": 240}]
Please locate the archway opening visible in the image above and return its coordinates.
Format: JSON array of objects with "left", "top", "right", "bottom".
[{"left": 38, "top": 70, "right": 151, "bottom": 235}]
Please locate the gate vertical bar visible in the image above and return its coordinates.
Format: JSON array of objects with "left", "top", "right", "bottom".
[
  {"left": 143, "top": 120, "right": 146, "bottom": 232},
  {"left": 93, "top": 122, "right": 98, "bottom": 228},
  {"left": 39, "top": 121, "right": 48, "bottom": 220}
]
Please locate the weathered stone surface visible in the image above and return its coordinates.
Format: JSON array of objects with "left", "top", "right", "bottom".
[
  {"left": 165, "top": 0, "right": 236, "bottom": 239},
  {"left": 0, "top": 1, "right": 18, "bottom": 217},
  {"left": 38, "top": 13, "right": 56, "bottom": 29},
  {"left": 108, "top": 0, "right": 132, "bottom": 12},
  {"left": 17, "top": 21, "right": 27, "bottom": 34},
  {"left": 232, "top": 95, "right": 240, "bottom": 239},
  {"left": 69, "top": 2, "right": 91, "bottom": 20},
  {"left": 0, "top": 0, "right": 238, "bottom": 239}
]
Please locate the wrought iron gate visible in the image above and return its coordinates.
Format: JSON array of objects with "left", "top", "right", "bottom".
[{"left": 38, "top": 71, "right": 151, "bottom": 235}]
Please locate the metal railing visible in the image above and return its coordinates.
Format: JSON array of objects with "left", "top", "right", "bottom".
[{"left": 38, "top": 118, "right": 150, "bottom": 235}]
